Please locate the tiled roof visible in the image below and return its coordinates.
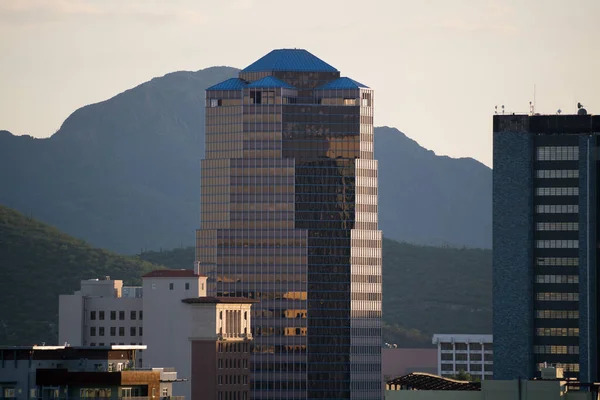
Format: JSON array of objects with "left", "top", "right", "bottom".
[
  {"left": 206, "top": 78, "right": 247, "bottom": 91},
  {"left": 247, "top": 76, "right": 296, "bottom": 89},
  {"left": 182, "top": 297, "right": 258, "bottom": 304},
  {"left": 142, "top": 269, "right": 204, "bottom": 278},
  {"left": 242, "top": 49, "right": 338, "bottom": 72},
  {"left": 316, "top": 77, "right": 369, "bottom": 90}
]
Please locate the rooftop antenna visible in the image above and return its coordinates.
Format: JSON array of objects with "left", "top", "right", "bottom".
[
  {"left": 501, "top": 105, "right": 505, "bottom": 115},
  {"left": 494, "top": 105, "right": 498, "bottom": 115},
  {"left": 531, "top": 83, "right": 535, "bottom": 115},
  {"left": 557, "top": 109, "right": 562, "bottom": 115}
]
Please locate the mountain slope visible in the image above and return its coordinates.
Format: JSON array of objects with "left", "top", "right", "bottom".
[
  {"left": 0, "top": 205, "right": 162, "bottom": 345},
  {"left": 0, "top": 67, "right": 491, "bottom": 252},
  {"left": 139, "top": 239, "right": 492, "bottom": 347},
  {"left": 376, "top": 126, "right": 492, "bottom": 248}
]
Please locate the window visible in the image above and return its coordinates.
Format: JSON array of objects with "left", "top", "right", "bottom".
[
  {"left": 162, "top": 388, "right": 168, "bottom": 397},
  {"left": 130, "top": 327, "right": 136, "bottom": 336},
  {"left": 210, "top": 98, "right": 222, "bottom": 107},
  {"left": 119, "top": 311, "right": 125, "bottom": 320},
  {"left": 169, "top": 283, "right": 174, "bottom": 290},
  {"left": 90, "top": 311, "right": 96, "bottom": 320},
  {"left": 110, "top": 311, "right": 116, "bottom": 320},
  {"left": 110, "top": 327, "right": 116, "bottom": 336},
  {"left": 119, "top": 327, "right": 125, "bottom": 337},
  {"left": 139, "top": 310, "right": 143, "bottom": 320},
  {"left": 535, "top": 204, "right": 579, "bottom": 214},
  {"left": 90, "top": 327, "right": 96, "bottom": 336},
  {"left": 536, "top": 169, "right": 579, "bottom": 179},
  {"left": 535, "top": 187, "right": 579, "bottom": 196},
  {"left": 185, "top": 283, "right": 190, "bottom": 290},
  {"left": 536, "top": 146, "right": 579, "bottom": 161},
  {"left": 99, "top": 311, "right": 105, "bottom": 320},
  {"left": 535, "top": 240, "right": 579, "bottom": 249},
  {"left": 99, "top": 327, "right": 105, "bottom": 336},
  {"left": 244, "top": 312, "right": 247, "bottom": 320},
  {"left": 139, "top": 327, "right": 143, "bottom": 336},
  {"left": 131, "top": 311, "right": 136, "bottom": 320}
]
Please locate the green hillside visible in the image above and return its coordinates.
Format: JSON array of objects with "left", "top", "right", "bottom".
[
  {"left": 0, "top": 205, "right": 162, "bottom": 345},
  {"left": 139, "top": 239, "right": 492, "bottom": 347}
]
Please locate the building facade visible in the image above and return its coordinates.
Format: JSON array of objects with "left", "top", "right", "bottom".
[
  {"left": 196, "top": 49, "right": 382, "bottom": 399},
  {"left": 59, "top": 271, "right": 255, "bottom": 400},
  {"left": 432, "top": 334, "right": 493, "bottom": 381},
  {"left": 493, "top": 111, "right": 600, "bottom": 381},
  {"left": 58, "top": 278, "right": 144, "bottom": 358},
  {"left": 0, "top": 345, "right": 181, "bottom": 399}
]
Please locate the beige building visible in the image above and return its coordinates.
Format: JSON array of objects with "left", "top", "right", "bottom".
[{"left": 58, "top": 270, "right": 255, "bottom": 400}]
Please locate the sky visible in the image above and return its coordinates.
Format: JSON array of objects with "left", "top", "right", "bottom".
[{"left": 1, "top": 0, "right": 599, "bottom": 167}]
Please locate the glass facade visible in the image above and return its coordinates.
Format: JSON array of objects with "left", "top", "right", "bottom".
[{"left": 196, "top": 50, "right": 382, "bottom": 400}]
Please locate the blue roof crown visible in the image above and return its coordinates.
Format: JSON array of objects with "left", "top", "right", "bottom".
[
  {"left": 242, "top": 49, "right": 338, "bottom": 73},
  {"left": 316, "top": 77, "right": 369, "bottom": 90},
  {"left": 247, "top": 76, "right": 296, "bottom": 89},
  {"left": 206, "top": 78, "right": 247, "bottom": 91}
]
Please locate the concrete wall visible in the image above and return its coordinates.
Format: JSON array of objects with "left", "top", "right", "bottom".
[
  {"left": 142, "top": 276, "right": 205, "bottom": 400},
  {"left": 493, "top": 127, "right": 535, "bottom": 379},
  {"left": 578, "top": 135, "right": 597, "bottom": 382},
  {"left": 58, "top": 294, "right": 84, "bottom": 346}
]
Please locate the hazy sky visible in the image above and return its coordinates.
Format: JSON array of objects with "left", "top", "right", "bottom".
[{"left": 1, "top": 0, "right": 599, "bottom": 166}]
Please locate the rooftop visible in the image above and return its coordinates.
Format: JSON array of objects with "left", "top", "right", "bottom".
[
  {"left": 242, "top": 49, "right": 338, "bottom": 73},
  {"left": 387, "top": 372, "right": 481, "bottom": 391},
  {"left": 432, "top": 334, "right": 493, "bottom": 344},
  {"left": 182, "top": 296, "right": 258, "bottom": 304},
  {"left": 0, "top": 345, "right": 147, "bottom": 351},
  {"left": 247, "top": 76, "right": 295, "bottom": 89},
  {"left": 206, "top": 77, "right": 248, "bottom": 91},
  {"left": 142, "top": 269, "right": 204, "bottom": 278},
  {"left": 316, "top": 77, "right": 369, "bottom": 90}
]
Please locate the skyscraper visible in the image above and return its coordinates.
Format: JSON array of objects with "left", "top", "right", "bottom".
[
  {"left": 195, "top": 49, "right": 382, "bottom": 399},
  {"left": 493, "top": 109, "right": 600, "bottom": 381}
]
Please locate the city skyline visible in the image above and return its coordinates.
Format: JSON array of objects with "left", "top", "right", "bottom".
[{"left": 2, "top": 0, "right": 600, "bottom": 167}]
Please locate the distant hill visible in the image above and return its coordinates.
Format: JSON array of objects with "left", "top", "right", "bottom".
[
  {"left": 0, "top": 66, "right": 491, "bottom": 253},
  {"left": 0, "top": 205, "right": 162, "bottom": 345},
  {"left": 139, "top": 239, "right": 492, "bottom": 347},
  {"left": 376, "top": 127, "right": 492, "bottom": 248}
]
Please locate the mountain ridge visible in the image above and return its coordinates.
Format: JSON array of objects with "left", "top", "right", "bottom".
[{"left": 0, "top": 66, "right": 491, "bottom": 252}]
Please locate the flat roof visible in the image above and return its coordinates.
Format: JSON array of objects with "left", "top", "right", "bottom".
[
  {"left": 432, "top": 334, "right": 493, "bottom": 344},
  {"left": 0, "top": 345, "right": 147, "bottom": 351},
  {"left": 142, "top": 269, "right": 205, "bottom": 278},
  {"left": 182, "top": 297, "right": 258, "bottom": 304}
]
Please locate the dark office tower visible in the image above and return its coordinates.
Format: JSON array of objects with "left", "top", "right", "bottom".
[
  {"left": 493, "top": 110, "right": 600, "bottom": 382},
  {"left": 195, "top": 49, "right": 382, "bottom": 400}
]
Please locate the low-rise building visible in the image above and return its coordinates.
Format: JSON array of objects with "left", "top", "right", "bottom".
[
  {"left": 385, "top": 367, "right": 599, "bottom": 400},
  {"left": 58, "top": 270, "right": 256, "bottom": 400},
  {"left": 432, "top": 334, "right": 493, "bottom": 381},
  {"left": 0, "top": 344, "right": 181, "bottom": 399}
]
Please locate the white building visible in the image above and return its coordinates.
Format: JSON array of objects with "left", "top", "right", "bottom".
[
  {"left": 58, "top": 277, "right": 143, "bottom": 358},
  {"left": 432, "top": 334, "right": 493, "bottom": 381},
  {"left": 59, "top": 270, "right": 255, "bottom": 400}
]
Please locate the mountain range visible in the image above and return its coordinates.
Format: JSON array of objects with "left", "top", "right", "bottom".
[
  {"left": 0, "top": 204, "right": 491, "bottom": 347},
  {"left": 0, "top": 66, "right": 492, "bottom": 253}
]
